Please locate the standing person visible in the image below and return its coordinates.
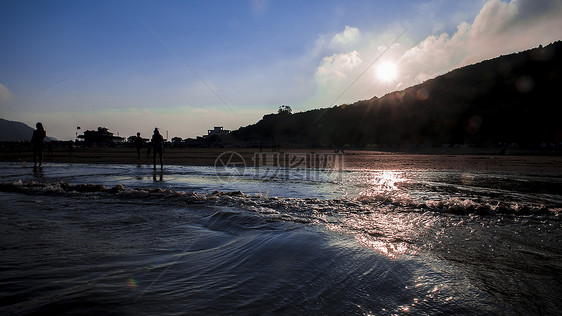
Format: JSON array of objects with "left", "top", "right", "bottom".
[
  {"left": 151, "top": 128, "right": 164, "bottom": 170},
  {"left": 67, "top": 141, "right": 74, "bottom": 156},
  {"left": 31, "top": 122, "right": 46, "bottom": 168},
  {"left": 134, "top": 132, "right": 143, "bottom": 160}
]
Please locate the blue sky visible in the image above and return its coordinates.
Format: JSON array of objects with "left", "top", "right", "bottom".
[{"left": 1, "top": 0, "right": 561, "bottom": 140}]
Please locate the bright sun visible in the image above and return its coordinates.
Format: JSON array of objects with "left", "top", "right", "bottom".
[{"left": 376, "top": 61, "right": 398, "bottom": 82}]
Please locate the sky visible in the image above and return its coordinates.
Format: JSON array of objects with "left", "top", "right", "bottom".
[{"left": 1, "top": 0, "right": 561, "bottom": 141}]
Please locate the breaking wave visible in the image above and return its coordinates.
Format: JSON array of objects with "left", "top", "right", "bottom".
[{"left": 1, "top": 180, "right": 558, "bottom": 218}]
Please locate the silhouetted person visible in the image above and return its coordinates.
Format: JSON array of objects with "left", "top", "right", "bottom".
[
  {"left": 134, "top": 132, "right": 143, "bottom": 160},
  {"left": 31, "top": 122, "right": 46, "bottom": 168},
  {"left": 151, "top": 128, "right": 164, "bottom": 169},
  {"left": 68, "top": 141, "right": 74, "bottom": 156}
]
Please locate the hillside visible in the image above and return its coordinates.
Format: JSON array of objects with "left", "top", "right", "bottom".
[
  {"left": 232, "top": 41, "right": 562, "bottom": 148},
  {"left": 0, "top": 118, "right": 57, "bottom": 142}
]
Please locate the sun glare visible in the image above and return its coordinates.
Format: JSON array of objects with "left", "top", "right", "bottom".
[{"left": 376, "top": 61, "right": 398, "bottom": 82}]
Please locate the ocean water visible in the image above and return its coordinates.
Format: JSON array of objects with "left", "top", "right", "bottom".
[{"left": 0, "top": 160, "right": 561, "bottom": 315}]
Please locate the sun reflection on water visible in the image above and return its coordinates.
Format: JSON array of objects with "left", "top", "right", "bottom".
[
  {"left": 355, "top": 234, "right": 410, "bottom": 258},
  {"left": 372, "top": 170, "right": 402, "bottom": 190},
  {"left": 331, "top": 170, "right": 442, "bottom": 258},
  {"left": 357, "top": 171, "right": 405, "bottom": 198}
]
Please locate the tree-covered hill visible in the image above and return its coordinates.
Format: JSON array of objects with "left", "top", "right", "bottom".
[{"left": 232, "top": 41, "right": 562, "bottom": 148}]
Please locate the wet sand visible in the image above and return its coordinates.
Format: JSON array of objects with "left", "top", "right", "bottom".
[{"left": 1, "top": 147, "right": 561, "bottom": 172}]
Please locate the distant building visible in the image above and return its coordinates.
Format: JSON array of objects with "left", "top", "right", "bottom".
[
  {"left": 127, "top": 135, "right": 148, "bottom": 144},
  {"left": 78, "top": 127, "right": 124, "bottom": 146},
  {"left": 207, "top": 126, "right": 230, "bottom": 136}
]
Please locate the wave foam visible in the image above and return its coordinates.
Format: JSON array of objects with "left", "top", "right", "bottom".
[{"left": 0, "top": 180, "right": 558, "bottom": 218}]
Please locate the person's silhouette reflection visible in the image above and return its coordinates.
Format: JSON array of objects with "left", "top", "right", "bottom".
[{"left": 153, "top": 170, "right": 163, "bottom": 182}]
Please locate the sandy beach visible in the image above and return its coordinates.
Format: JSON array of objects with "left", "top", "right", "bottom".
[{"left": 1, "top": 146, "right": 561, "bottom": 172}]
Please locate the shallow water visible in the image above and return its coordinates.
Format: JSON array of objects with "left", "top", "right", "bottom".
[{"left": 0, "top": 162, "right": 561, "bottom": 314}]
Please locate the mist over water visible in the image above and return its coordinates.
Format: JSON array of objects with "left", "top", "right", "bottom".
[{"left": 0, "top": 162, "right": 561, "bottom": 315}]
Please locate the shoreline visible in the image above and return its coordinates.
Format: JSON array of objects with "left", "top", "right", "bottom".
[{"left": 1, "top": 147, "right": 561, "bottom": 172}]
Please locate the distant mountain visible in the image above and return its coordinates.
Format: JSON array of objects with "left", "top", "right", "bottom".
[
  {"left": 0, "top": 118, "right": 57, "bottom": 142},
  {"left": 232, "top": 41, "right": 562, "bottom": 147}
]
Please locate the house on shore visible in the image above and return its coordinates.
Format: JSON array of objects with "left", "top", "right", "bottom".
[
  {"left": 207, "top": 126, "right": 230, "bottom": 136},
  {"left": 77, "top": 127, "right": 124, "bottom": 146}
]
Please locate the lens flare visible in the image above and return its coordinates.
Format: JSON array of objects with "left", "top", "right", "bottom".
[{"left": 127, "top": 278, "right": 137, "bottom": 291}]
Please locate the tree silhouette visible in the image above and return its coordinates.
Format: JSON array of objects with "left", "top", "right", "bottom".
[{"left": 278, "top": 105, "right": 293, "bottom": 115}]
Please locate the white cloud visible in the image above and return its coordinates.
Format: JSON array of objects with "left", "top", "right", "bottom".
[
  {"left": 0, "top": 84, "right": 12, "bottom": 104},
  {"left": 400, "top": 0, "right": 562, "bottom": 78},
  {"left": 316, "top": 50, "right": 362, "bottom": 84},
  {"left": 330, "top": 26, "right": 361, "bottom": 50},
  {"left": 308, "top": 26, "right": 409, "bottom": 106},
  {"left": 461, "top": 0, "right": 562, "bottom": 65},
  {"left": 307, "top": 0, "right": 562, "bottom": 108},
  {"left": 398, "top": 22, "right": 469, "bottom": 81}
]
